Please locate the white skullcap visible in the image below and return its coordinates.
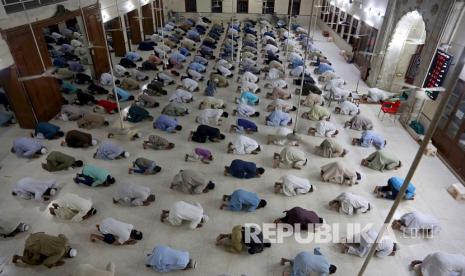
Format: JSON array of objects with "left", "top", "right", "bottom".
[
  {"left": 202, "top": 214, "right": 209, "bottom": 223},
  {"left": 91, "top": 139, "right": 97, "bottom": 146},
  {"left": 49, "top": 188, "right": 57, "bottom": 196},
  {"left": 60, "top": 113, "right": 69, "bottom": 122},
  {"left": 214, "top": 78, "right": 219, "bottom": 82},
  {"left": 124, "top": 151, "right": 130, "bottom": 158},
  {"left": 69, "top": 248, "right": 77, "bottom": 257},
  {"left": 41, "top": 147, "right": 48, "bottom": 154}
]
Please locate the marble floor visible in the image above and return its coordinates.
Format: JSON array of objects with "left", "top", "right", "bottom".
[{"left": 0, "top": 21, "right": 464, "bottom": 276}]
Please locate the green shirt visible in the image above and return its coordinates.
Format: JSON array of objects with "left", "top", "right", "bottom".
[{"left": 82, "top": 165, "right": 109, "bottom": 186}]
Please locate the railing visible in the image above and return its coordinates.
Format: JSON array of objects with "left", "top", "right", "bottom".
[{"left": 1, "top": 0, "right": 67, "bottom": 14}]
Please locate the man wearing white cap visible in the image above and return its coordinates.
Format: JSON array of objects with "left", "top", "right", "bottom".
[
  {"left": 0, "top": 214, "right": 29, "bottom": 238},
  {"left": 13, "top": 232, "right": 77, "bottom": 268},
  {"left": 11, "top": 137, "right": 47, "bottom": 159},
  {"left": 42, "top": 151, "right": 83, "bottom": 172},
  {"left": 12, "top": 177, "right": 58, "bottom": 202},
  {"left": 242, "top": 71, "right": 259, "bottom": 83},
  {"left": 308, "top": 121, "right": 339, "bottom": 138},
  {"left": 160, "top": 201, "right": 209, "bottom": 229},
  {"left": 113, "top": 181, "right": 156, "bottom": 206}
]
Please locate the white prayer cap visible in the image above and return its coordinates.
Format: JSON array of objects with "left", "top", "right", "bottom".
[
  {"left": 69, "top": 248, "right": 77, "bottom": 257},
  {"left": 91, "top": 139, "right": 97, "bottom": 146},
  {"left": 202, "top": 214, "right": 209, "bottom": 223},
  {"left": 60, "top": 113, "right": 69, "bottom": 121},
  {"left": 50, "top": 188, "right": 57, "bottom": 196},
  {"left": 124, "top": 151, "right": 130, "bottom": 158},
  {"left": 41, "top": 147, "right": 48, "bottom": 154}
]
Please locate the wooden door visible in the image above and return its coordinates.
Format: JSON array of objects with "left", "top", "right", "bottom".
[
  {"left": 142, "top": 4, "right": 154, "bottom": 36},
  {"left": 0, "top": 66, "right": 37, "bottom": 128},
  {"left": 110, "top": 17, "right": 126, "bottom": 57},
  {"left": 433, "top": 79, "right": 465, "bottom": 180},
  {"left": 3, "top": 26, "right": 62, "bottom": 124},
  {"left": 154, "top": 0, "right": 164, "bottom": 30},
  {"left": 128, "top": 9, "right": 142, "bottom": 44},
  {"left": 82, "top": 4, "right": 111, "bottom": 79}
]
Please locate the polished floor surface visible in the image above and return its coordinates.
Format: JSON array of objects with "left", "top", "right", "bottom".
[{"left": 0, "top": 21, "right": 464, "bottom": 276}]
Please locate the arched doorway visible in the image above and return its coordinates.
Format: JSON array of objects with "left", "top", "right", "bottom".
[{"left": 378, "top": 11, "right": 426, "bottom": 92}]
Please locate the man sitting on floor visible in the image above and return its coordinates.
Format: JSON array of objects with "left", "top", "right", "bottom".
[
  {"left": 12, "top": 177, "right": 58, "bottom": 202},
  {"left": 145, "top": 245, "right": 197, "bottom": 272},
  {"left": 315, "top": 138, "right": 348, "bottom": 158},
  {"left": 374, "top": 176, "right": 416, "bottom": 200},
  {"left": 227, "top": 135, "right": 261, "bottom": 155},
  {"left": 142, "top": 135, "right": 175, "bottom": 150},
  {"left": 274, "top": 207, "right": 324, "bottom": 231},
  {"left": 352, "top": 130, "right": 386, "bottom": 150},
  {"left": 280, "top": 248, "right": 337, "bottom": 276}
]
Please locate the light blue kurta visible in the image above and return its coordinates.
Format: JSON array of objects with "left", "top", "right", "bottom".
[
  {"left": 292, "top": 248, "right": 331, "bottom": 276},
  {"left": 228, "top": 189, "right": 260, "bottom": 212},
  {"left": 94, "top": 141, "right": 124, "bottom": 160},
  {"left": 266, "top": 110, "right": 291, "bottom": 126},
  {"left": 361, "top": 131, "right": 385, "bottom": 149},
  {"left": 145, "top": 245, "right": 189, "bottom": 273}
]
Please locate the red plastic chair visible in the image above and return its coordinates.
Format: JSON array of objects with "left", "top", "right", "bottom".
[{"left": 378, "top": 100, "right": 401, "bottom": 121}]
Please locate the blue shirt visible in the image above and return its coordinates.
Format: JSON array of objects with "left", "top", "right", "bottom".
[
  {"left": 240, "top": 91, "right": 259, "bottom": 105},
  {"left": 171, "top": 52, "right": 186, "bottom": 63},
  {"left": 146, "top": 245, "right": 189, "bottom": 273},
  {"left": 228, "top": 189, "right": 260, "bottom": 212},
  {"left": 229, "top": 159, "right": 257, "bottom": 179},
  {"left": 114, "top": 87, "right": 132, "bottom": 101},
  {"left": 68, "top": 62, "right": 84, "bottom": 72},
  {"left": 13, "top": 137, "right": 43, "bottom": 158},
  {"left": 189, "top": 62, "right": 206, "bottom": 72},
  {"left": 94, "top": 140, "right": 124, "bottom": 160},
  {"left": 318, "top": 63, "right": 334, "bottom": 74},
  {"left": 125, "top": 51, "right": 141, "bottom": 62},
  {"left": 388, "top": 177, "right": 416, "bottom": 200},
  {"left": 361, "top": 131, "right": 385, "bottom": 149},
  {"left": 266, "top": 110, "right": 291, "bottom": 127},
  {"left": 154, "top": 115, "right": 178, "bottom": 132},
  {"left": 193, "top": 55, "right": 208, "bottom": 65},
  {"left": 179, "top": 47, "right": 189, "bottom": 56},
  {"left": 237, "top": 118, "right": 257, "bottom": 131},
  {"left": 292, "top": 249, "right": 331, "bottom": 276},
  {"left": 36, "top": 122, "right": 60, "bottom": 139}
]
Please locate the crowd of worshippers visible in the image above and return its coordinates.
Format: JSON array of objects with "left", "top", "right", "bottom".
[{"left": 2, "top": 15, "right": 457, "bottom": 276}]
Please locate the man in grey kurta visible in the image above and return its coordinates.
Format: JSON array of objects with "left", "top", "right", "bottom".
[
  {"left": 345, "top": 114, "right": 373, "bottom": 131},
  {"left": 362, "top": 150, "right": 401, "bottom": 172},
  {"left": 170, "top": 169, "right": 216, "bottom": 194},
  {"left": 315, "top": 139, "right": 347, "bottom": 158},
  {"left": 94, "top": 140, "right": 129, "bottom": 160}
]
